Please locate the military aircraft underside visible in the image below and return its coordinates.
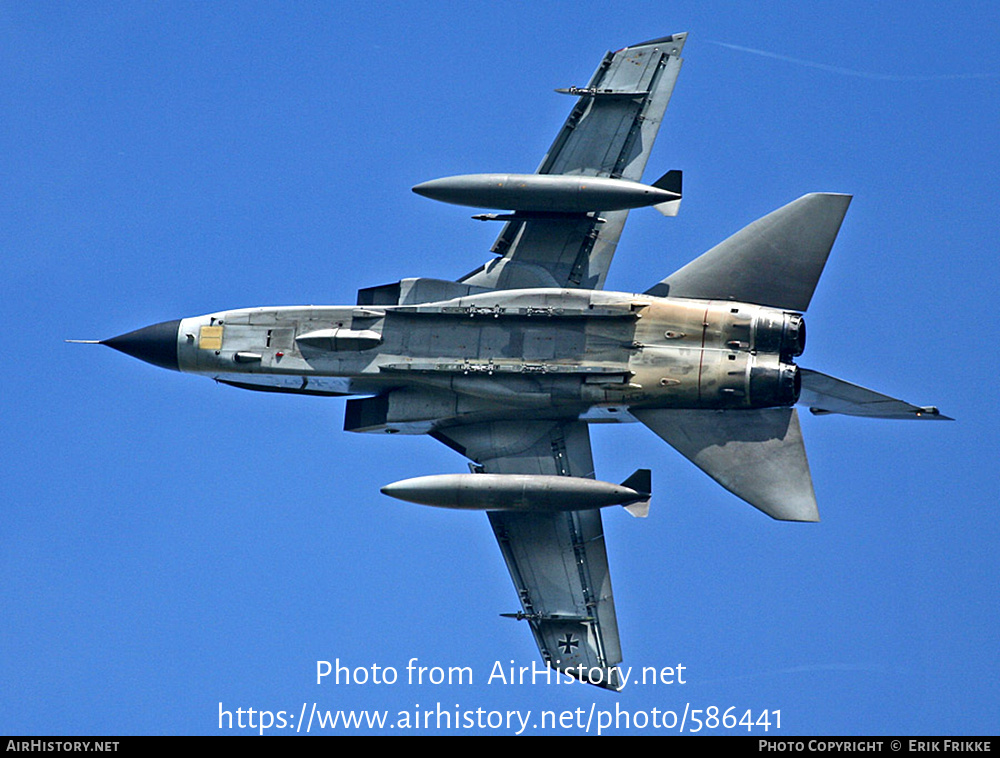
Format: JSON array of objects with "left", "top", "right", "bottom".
[{"left": 75, "top": 34, "right": 948, "bottom": 690}]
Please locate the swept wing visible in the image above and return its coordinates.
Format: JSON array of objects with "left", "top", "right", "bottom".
[
  {"left": 460, "top": 34, "right": 686, "bottom": 291},
  {"left": 432, "top": 420, "right": 623, "bottom": 690}
]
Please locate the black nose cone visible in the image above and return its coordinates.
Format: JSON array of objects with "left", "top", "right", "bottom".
[{"left": 102, "top": 319, "right": 181, "bottom": 371}]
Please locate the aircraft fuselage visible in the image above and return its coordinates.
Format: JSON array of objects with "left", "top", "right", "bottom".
[{"left": 108, "top": 288, "right": 806, "bottom": 433}]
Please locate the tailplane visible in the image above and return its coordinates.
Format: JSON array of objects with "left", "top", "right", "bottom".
[
  {"left": 633, "top": 407, "right": 819, "bottom": 522},
  {"left": 645, "top": 193, "right": 851, "bottom": 311}
]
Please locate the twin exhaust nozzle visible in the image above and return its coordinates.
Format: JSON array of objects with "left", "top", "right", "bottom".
[{"left": 380, "top": 469, "right": 652, "bottom": 518}]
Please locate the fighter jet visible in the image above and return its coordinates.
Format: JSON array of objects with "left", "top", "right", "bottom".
[{"left": 73, "top": 34, "right": 949, "bottom": 691}]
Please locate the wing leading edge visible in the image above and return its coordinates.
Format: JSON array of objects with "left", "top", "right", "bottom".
[
  {"left": 432, "top": 420, "right": 624, "bottom": 690},
  {"left": 461, "top": 34, "right": 687, "bottom": 292}
]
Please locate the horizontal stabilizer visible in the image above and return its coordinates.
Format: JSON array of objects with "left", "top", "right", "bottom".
[
  {"left": 645, "top": 193, "right": 851, "bottom": 310},
  {"left": 799, "top": 369, "right": 952, "bottom": 420},
  {"left": 633, "top": 407, "right": 819, "bottom": 522}
]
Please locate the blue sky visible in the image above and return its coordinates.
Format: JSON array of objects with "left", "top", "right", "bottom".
[{"left": 3, "top": 2, "right": 998, "bottom": 735}]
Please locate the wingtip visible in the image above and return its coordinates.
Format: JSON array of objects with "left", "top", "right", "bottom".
[
  {"left": 917, "top": 408, "right": 954, "bottom": 421},
  {"left": 623, "top": 33, "right": 688, "bottom": 52}
]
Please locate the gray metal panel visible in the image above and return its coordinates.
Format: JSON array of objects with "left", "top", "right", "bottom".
[
  {"left": 799, "top": 369, "right": 952, "bottom": 420},
  {"left": 646, "top": 193, "right": 852, "bottom": 311},
  {"left": 488, "top": 508, "right": 620, "bottom": 690},
  {"left": 542, "top": 36, "right": 685, "bottom": 181},
  {"left": 433, "top": 420, "right": 623, "bottom": 690},
  {"left": 462, "top": 34, "right": 686, "bottom": 292},
  {"left": 634, "top": 406, "right": 820, "bottom": 522}
]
